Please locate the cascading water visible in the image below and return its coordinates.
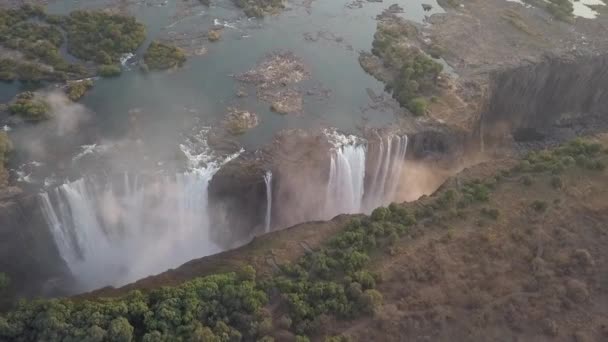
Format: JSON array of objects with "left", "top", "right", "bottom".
[
  {"left": 264, "top": 171, "right": 272, "bottom": 233},
  {"left": 364, "top": 134, "right": 408, "bottom": 211},
  {"left": 325, "top": 143, "right": 367, "bottom": 217},
  {"left": 323, "top": 129, "right": 409, "bottom": 218},
  {"left": 39, "top": 128, "right": 241, "bottom": 291}
]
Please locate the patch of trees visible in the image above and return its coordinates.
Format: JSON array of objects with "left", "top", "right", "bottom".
[
  {"left": 233, "top": 0, "right": 284, "bottom": 17},
  {"left": 515, "top": 139, "right": 605, "bottom": 174},
  {"left": 66, "top": 80, "right": 94, "bottom": 101},
  {"left": 547, "top": 0, "right": 573, "bottom": 21},
  {"left": 0, "top": 5, "right": 89, "bottom": 81},
  {"left": 143, "top": 41, "right": 187, "bottom": 71},
  {"left": 370, "top": 21, "right": 443, "bottom": 116},
  {"left": 7, "top": 92, "right": 50, "bottom": 121},
  {"left": 0, "top": 5, "right": 147, "bottom": 80},
  {"left": 0, "top": 272, "right": 269, "bottom": 341},
  {"left": 270, "top": 204, "right": 416, "bottom": 335},
  {"left": 0, "top": 133, "right": 12, "bottom": 186},
  {"left": 0, "top": 59, "right": 64, "bottom": 82},
  {"left": 63, "top": 11, "right": 146, "bottom": 65},
  {"left": 63, "top": 11, "right": 145, "bottom": 65}
]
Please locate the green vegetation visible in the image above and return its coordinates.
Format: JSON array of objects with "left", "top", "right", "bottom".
[
  {"left": 63, "top": 11, "right": 146, "bottom": 64},
  {"left": 0, "top": 59, "right": 62, "bottom": 82},
  {"left": 143, "top": 41, "right": 187, "bottom": 71},
  {"left": 369, "top": 20, "right": 443, "bottom": 116},
  {"left": 270, "top": 204, "right": 415, "bottom": 334},
  {"left": 233, "top": 0, "right": 284, "bottom": 17},
  {"left": 66, "top": 80, "right": 94, "bottom": 101},
  {"left": 8, "top": 92, "right": 50, "bottom": 121},
  {"left": 0, "top": 5, "right": 145, "bottom": 80},
  {"left": 547, "top": 0, "right": 574, "bottom": 21},
  {"left": 0, "top": 132, "right": 11, "bottom": 186},
  {"left": 98, "top": 64, "right": 122, "bottom": 77},
  {"left": 516, "top": 139, "right": 605, "bottom": 174},
  {"left": 0, "top": 5, "right": 88, "bottom": 81},
  {"left": 0, "top": 272, "right": 268, "bottom": 341}
]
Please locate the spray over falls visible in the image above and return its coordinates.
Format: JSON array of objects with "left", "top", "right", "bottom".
[
  {"left": 323, "top": 130, "right": 409, "bottom": 218},
  {"left": 39, "top": 129, "right": 409, "bottom": 291},
  {"left": 39, "top": 130, "right": 241, "bottom": 291}
]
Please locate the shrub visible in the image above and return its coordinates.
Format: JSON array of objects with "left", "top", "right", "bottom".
[
  {"left": 521, "top": 175, "right": 532, "bottom": 186},
  {"left": 63, "top": 11, "right": 146, "bottom": 63},
  {"left": 295, "top": 336, "right": 311, "bottom": 342},
  {"left": 8, "top": 92, "right": 50, "bottom": 121},
  {"left": 66, "top": 79, "right": 93, "bottom": 101},
  {"left": 547, "top": 0, "right": 573, "bottom": 21},
  {"left": 371, "top": 207, "right": 389, "bottom": 222},
  {"left": 359, "top": 289, "right": 383, "bottom": 314},
  {"left": 408, "top": 97, "right": 428, "bottom": 116},
  {"left": 550, "top": 176, "right": 562, "bottom": 189},
  {"left": 98, "top": 64, "right": 122, "bottom": 77},
  {"left": 531, "top": 200, "right": 548, "bottom": 213},
  {"left": 480, "top": 207, "right": 499, "bottom": 220},
  {"left": 143, "top": 41, "right": 187, "bottom": 70}
]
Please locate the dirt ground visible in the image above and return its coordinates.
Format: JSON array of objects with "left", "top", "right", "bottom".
[{"left": 333, "top": 160, "right": 608, "bottom": 341}]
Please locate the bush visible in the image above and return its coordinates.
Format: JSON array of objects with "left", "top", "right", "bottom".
[
  {"left": 143, "top": 41, "right": 187, "bottom": 70},
  {"left": 480, "top": 207, "right": 499, "bottom": 220},
  {"left": 66, "top": 79, "right": 93, "bottom": 101},
  {"left": 547, "top": 0, "right": 573, "bottom": 21},
  {"left": 0, "top": 132, "right": 12, "bottom": 165},
  {"left": 550, "top": 176, "right": 562, "bottom": 189},
  {"left": 408, "top": 97, "right": 428, "bottom": 116},
  {"left": 359, "top": 289, "right": 383, "bottom": 314},
  {"left": 531, "top": 200, "right": 548, "bottom": 213},
  {"left": 8, "top": 92, "right": 50, "bottom": 121},
  {"left": 63, "top": 11, "right": 146, "bottom": 63},
  {"left": 98, "top": 64, "right": 122, "bottom": 77},
  {"left": 371, "top": 207, "right": 389, "bottom": 221}
]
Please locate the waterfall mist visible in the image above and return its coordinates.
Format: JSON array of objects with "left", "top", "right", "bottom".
[{"left": 38, "top": 127, "right": 241, "bottom": 291}]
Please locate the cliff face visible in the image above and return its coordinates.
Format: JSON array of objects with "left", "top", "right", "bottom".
[
  {"left": 481, "top": 55, "right": 608, "bottom": 146},
  {"left": 0, "top": 194, "right": 70, "bottom": 306}
]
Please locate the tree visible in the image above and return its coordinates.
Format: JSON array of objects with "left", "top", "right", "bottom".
[{"left": 107, "top": 317, "right": 134, "bottom": 342}]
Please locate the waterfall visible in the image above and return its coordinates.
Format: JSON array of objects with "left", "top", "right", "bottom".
[
  {"left": 323, "top": 130, "right": 367, "bottom": 219},
  {"left": 364, "top": 134, "right": 408, "bottom": 211},
  {"left": 40, "top": 129, "right": 241, "bottom": 291},
  {"left": 323, "top": 130, "right": 409, "bottom": 218},
  {"left": 264, "top": 170, "right": 272, "bottom": 233}
]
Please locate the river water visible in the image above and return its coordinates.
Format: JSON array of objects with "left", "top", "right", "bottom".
[{"left": 6, "top": 0, "right": 442, "bottom": 150}]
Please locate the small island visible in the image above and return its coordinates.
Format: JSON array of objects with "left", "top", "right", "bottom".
[
  {"left": 7, "top": 92, "right": 50, "bottom": 122},
  {"left": 66, "top": 79, "right": 94, "bottom": 101},
  {"left": 143, "top": 41, "right": 187, "bottom": 71}
]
